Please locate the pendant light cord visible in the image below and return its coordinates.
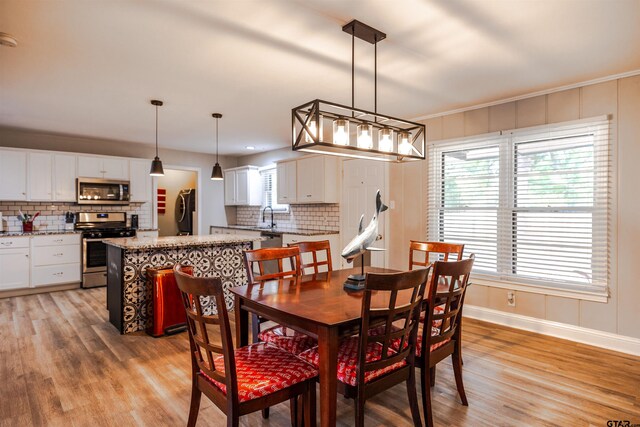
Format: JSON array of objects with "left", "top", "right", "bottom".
[
  {"left": 351, "top": 31, "right": 354, "bottom": 110},
  {"left": 155, "top": 104, "right": 159, "bottom": 157},
  {"left": 215, "top": 116, "right": 219, "bottom": 163},
  {"left": 374, "top": 34, "right": 378, "bottom": 119}
]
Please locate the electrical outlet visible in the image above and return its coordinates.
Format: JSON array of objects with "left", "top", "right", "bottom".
[{"left": 507, "top": 291, "right": 516, "bottom": 307}]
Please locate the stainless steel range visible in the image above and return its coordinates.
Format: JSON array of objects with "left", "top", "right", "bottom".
[{"left": 76, "top": 212, "right": 136, "bottom": 288}]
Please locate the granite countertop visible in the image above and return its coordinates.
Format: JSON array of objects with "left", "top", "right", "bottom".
[
  {"left": 222, "top": 225, "right": 339, "bottom": 236},
  {"left": 0, "top": 230, "right": 82, "bottom": 237},
  {"left": 104, "top": 233, "right": 265, "bottom": 250},
  {"left": 135, "top": 228, "right": 159, "bottom": 232}
]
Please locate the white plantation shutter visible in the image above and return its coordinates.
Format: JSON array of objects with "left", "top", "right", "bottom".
[{"left": 427, "top": 116, "right": 611, "bottom": 293}]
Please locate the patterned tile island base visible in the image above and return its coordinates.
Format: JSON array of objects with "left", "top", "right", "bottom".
[{"left": 105, "top": 235, "right": 258, "bottom": 334}]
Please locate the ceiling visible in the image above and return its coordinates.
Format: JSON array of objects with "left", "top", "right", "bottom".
[{"left": 1, "top": 0, "right": 639, "bottom": 156}]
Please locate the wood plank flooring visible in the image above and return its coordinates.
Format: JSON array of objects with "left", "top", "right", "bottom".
[{"left": 1, "top": 288, "right": 638, "bottom": 426}]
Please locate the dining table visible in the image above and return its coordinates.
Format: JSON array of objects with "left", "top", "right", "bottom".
[{"left": 230, "top": 266, "right": 403, "bottom": 427}]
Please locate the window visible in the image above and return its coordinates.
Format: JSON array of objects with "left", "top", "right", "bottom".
[
  {"left": 260, "top": 166, "right": 289, "bottom": 212},
  {"left": 427, "top": 117, "right": 611, "bottom": 295}
]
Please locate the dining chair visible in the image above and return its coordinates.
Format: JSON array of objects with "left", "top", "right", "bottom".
[
  {"left": 243, "top": 247, "right": 316, "bottom": 353},
  {"left": 414, "top": 255, "right": 475, "bottom": 427},
  {"left": 243, "top": 246, "right": 318, "bottom": 421},
  {"left": 409, "top": 240, "right": 466, "bottom": 374},
  {"left": 287, "top": 240, "right": 333, "bottom": 274},
  {"left": 299, "top": 268, "right": 429, "bottom": 427},
  {"left": 173, "top": 264, "right": 318, "bottom": 427},
  {"left": 409, "top": 241, "right": 465, "bottom": 271}
]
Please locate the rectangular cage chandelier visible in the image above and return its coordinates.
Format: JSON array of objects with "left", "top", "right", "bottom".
[{"left": 292, "top": 20, "right": 426, "bottom": 162}]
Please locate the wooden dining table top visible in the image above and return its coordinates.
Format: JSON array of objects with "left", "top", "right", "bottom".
[{"left": 230, "top": 267, "right": 411, "bottom": 327}]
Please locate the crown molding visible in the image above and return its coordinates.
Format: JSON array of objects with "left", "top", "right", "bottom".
[{"left": 414, "top": 69, "right": 640, "bottom": 121}]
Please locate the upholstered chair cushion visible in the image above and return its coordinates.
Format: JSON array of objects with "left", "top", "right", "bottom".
[
  {"left": 258, "top": 325, "right": 318, "bottom": 355},
  {"left": 200, "top": 342, "right": 318, "bottom": 402},
  {"left": 298, "top": 337, "right": 406, "bottom": 387}
]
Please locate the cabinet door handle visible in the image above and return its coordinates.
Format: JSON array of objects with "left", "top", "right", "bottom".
[
  {"left": 53, "top": 239, "right": 63, "bottom": 243},
  {"left": 1, "top": 242, "right": 12, "bottom": 246},
  {"left": 53, "top": 253, "right": 63, "bottom": 257},
  {"left": 306, "top": 194, "right": 312, "bottom": 197}
]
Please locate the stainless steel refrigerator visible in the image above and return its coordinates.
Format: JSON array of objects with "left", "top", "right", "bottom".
[{"left": 176, "top": 188, "right": 196, "bottom": 235}]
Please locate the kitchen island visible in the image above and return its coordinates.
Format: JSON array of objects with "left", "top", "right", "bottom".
[{"left": 104, "top": 234, "right": 262, "bottom": 334}]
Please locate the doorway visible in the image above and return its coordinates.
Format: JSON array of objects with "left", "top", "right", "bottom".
[
  {"left": 157, "top": 169, "right": 198, "bottom": 236},
  {"left": 341, "top": 159, "right": 388, "bottom": 269}
]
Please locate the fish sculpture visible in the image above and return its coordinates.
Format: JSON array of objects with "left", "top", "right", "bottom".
[{"left": 341, "top": 190, "right": 388, "bottom": 263}]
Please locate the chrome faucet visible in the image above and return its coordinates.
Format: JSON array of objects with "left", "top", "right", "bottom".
[{"left": 262, "top": 206, "right": 275, "bottom": 228}]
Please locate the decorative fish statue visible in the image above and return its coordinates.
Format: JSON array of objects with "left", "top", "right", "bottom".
[{"left": 341, "top": 190, "right": 388, "bottom": 263}]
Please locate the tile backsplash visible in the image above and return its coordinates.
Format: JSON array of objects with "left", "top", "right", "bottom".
[
  {"left": 236, "top": 204, "right": 340, "bottom": 231},
  {"left": 0, "top": 201, "right": 152, "bottom": 232}
]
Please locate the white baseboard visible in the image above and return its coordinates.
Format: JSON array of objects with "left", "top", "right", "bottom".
[{"left": 464, "top": 305, "right": 640, "bottom": 357}]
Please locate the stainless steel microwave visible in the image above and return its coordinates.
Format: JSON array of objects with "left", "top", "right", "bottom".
[{"left": 76, "top": 178, "right": 130, "bottom": 205}]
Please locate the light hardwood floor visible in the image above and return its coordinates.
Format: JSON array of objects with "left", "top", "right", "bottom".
[{"left": 1, "top": 288, "right": 638, "bottom": 426}]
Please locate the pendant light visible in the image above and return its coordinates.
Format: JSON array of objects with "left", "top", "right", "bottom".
[
  {"left": 211, "top": 113, "right": 224, "bottom": 181},
  {"left": 292, "top": 20, "right": 425, "bottom": 162},
  {"left": 149, "top": 100, "right": 165, "bottom": 176}
]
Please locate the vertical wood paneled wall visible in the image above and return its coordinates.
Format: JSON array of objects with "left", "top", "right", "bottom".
[{"left": 388, "top": 75, "right": 640, "bottom": 339}]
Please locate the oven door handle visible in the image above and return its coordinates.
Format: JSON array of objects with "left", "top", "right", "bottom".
[{"left": 84, "top": 238, "right": 105, "bottom": 242}]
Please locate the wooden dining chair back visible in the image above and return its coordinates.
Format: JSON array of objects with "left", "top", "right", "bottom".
[
  {"left": 409, "top": 240, "right": 464, "bottom": 271},
  {"left": 287, "top": 240, "right": 333, "bottom": 274},
  {"left": 303, "top": 268, "right": 429, "bottom": 427},
  {"left": 244, "top": 246, "right": 302, "bottom": 284},
  {"left": 173, "top": 264, "right": 318, "bottom": 427},
  {"left": 418, "top": 254, "right": 475, "bottom": 427},
  {"left": 359, "top": 269, "right": 429, "bottom": 386}
]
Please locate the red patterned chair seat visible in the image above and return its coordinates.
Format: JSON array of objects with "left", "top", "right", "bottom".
[
  {"left": 298, "top": 336, "right": 406, "bottom": 387},
  {"left": 258, "top": 325, "right": 318, "bottom": 355},
  {"left": 370, "top": 324, "right": 451, "bottom": 357},
  {"left": 200, "top": 342, "right": 318, "bottom": 402},
  {"left": 420, "top": 304, "right": 445, "bottom": 329}
]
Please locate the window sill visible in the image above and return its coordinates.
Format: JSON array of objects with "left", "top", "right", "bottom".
[{"left": 470, "top": 277, "right": 609, "bottom": 303}]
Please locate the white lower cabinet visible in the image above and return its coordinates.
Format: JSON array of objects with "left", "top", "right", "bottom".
[
  {"left": 32, "top": 263, "right": 81, "bottom": 287},
  {"left": 135, "top": 230, "right": 159, "bottom": 239},
  {"left": 30, "top": 234, "right": 81, "bottom": 287},
  {"left": 31, "top": 244, "right": 81, "bottom": 266},
  {"left": 209, "top": 227, "right": 262, "bottom": 249},
  {"left": 210, "top": 226, "right": 235, "bottom": 235},
  {"left": 0, "top": 237, "right": 30, "bottom": 290},
  {"left": 0, "top": 234, "right": 81, "bottom": 292}
]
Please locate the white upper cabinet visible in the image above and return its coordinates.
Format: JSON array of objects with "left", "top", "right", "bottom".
[
  {"left": 53, "top": 154, "right": 77, "bottom": 202},
  {"left": 76, "top": 156, "right": 103, "bottom": 178},
  {"left": 276, "top": 161, "right": 297, "bottom": 204},
  {"left": 0, "top": 149, "right": 27, "bottom": 201},
  {"left": 0, "top": 149, "right": 151, "bottom": 203},
  {"left": 223, "top": 166, "right": 262, "bottom": 206},
  {"left": 77, "top": 156, "right": 129, "bottom": 180},
  {"left": 294, "top": 156, "right": 338, "bottom": 204},
  {"left": 28, "top": 152, "right": 53, "bottom": 201},
  {"left": 224, "top": 170, "right": 237, "bottom": 205},
  {"left": 102, "top": 157, "right": 129, "bottom": 180},
  {"left": 235, "top": 168, "right": 249, "bottom": 205},
  {"left": 129, "top": 159, "right": 152, "bottom": 202}
]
